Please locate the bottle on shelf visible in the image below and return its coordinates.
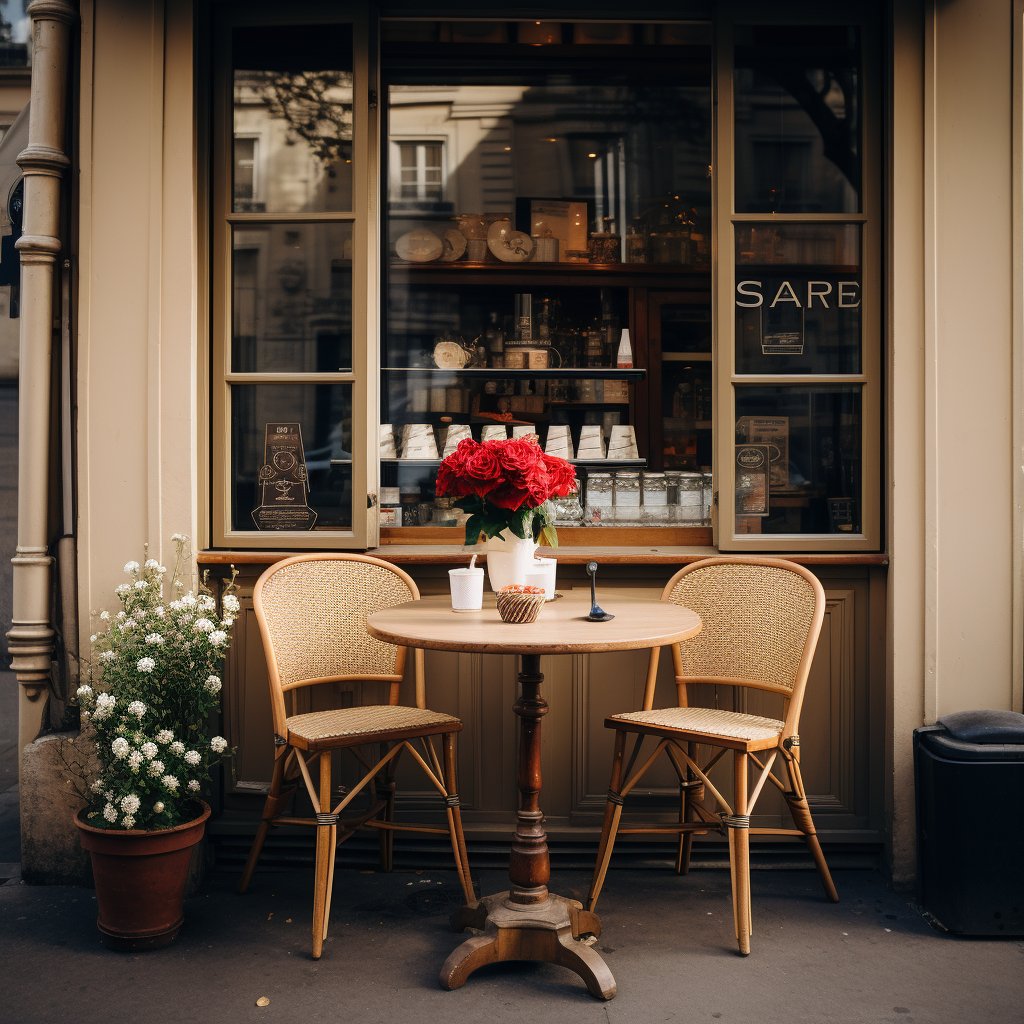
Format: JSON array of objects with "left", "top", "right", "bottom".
[
  {"left": 514, "top": 293, "right": 533, "bottom": 342},
  {"left": 600, "top": 288, "right": 619, "bottom": 364},
  {"left": 484, "top": 311, "right": 504, "bottom": 368},
  {"left": 585, "top": 320, "right": 604, "bottom": 368},
  {"left": 537, "top": 297, "right": 553, "bottom": 342},
  {"left": 615, "top": 328, "right": 634, "bottom": 369}
]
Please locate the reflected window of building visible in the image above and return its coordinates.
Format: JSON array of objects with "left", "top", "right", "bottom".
[
  {"left": 233, "top": 136, "right": 260, "bottom": 210},
  {"left": 394, "top": 140, "right": 445, "bottom": 205},
  {"left": 232, "top": 24, "right": 354, "bottom": 214}
]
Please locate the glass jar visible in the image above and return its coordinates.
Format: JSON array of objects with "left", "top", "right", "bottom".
[
  {"left": 664, "top": 470, "right": 683, "bottom": 506},
  {"left": 642, "top": 472, "right": 668, "bottom": 506},
  {"left": 586, "top": 473, "right": 613, "bottom": 506},
  {"left": 552, "top": 484, "right": 584, "bottom": 527},
  {"left": 615, "top": 471, "right": 641, "bottom": 507},
  {"left": 701, "top": 471, "right": 714, "bottom": 525},
  {"left": 675, "top": 471, "right": 704, "bottom": 524},
  {"left": 589, "top": 232, "right": 620, "bottom": 263}
]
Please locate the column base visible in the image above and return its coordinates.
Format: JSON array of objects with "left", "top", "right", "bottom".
[{"left": 442, "top": 891, "right": 615, "bottom": 1000}]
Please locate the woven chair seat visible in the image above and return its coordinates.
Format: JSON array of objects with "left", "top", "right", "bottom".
[
  {"left": 608, "top": 706, "right": 785, "bottom": 743},
  {"left": 287, "top": 704, "right": 460, "bottom": 744}
]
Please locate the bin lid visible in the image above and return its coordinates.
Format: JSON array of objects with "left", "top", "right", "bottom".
[
  {"left": 917, "top": 709, "right": 1024, "bottom": 761},
  {"left": 939, "top": 709, "right": 1024, "bottom": 743}
]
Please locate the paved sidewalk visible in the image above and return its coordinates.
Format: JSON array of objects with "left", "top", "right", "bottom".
[{"left": 1, "top": 864, "right": 1022, "bottom": 1024}]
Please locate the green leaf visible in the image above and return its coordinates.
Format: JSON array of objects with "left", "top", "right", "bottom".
[
  {"left": 463, "top": 514, "right": 484, "bottom": 548},
  {"left": 541, "top": 523, "right": 559, "bottom": 548}
]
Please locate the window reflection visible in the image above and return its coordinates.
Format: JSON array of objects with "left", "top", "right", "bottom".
[
  {"left": 734, "top": 25, "right": 861, "bottom": 213},
  {"left": 232, "top": 25, "right": 354, "bottom": 213},
  {"left": 735, "top": 224, "right": 861, "bottom": 374},
  {"left": 230, "top": 383, "right": 353, "bottom": 532},
  {"left": 232, "top": 224, "right": 352, "bottom": 374},
  {"left": 386, "top": 77, "right": 711, "bottom": 264},
  {"left": 735, "top": 386, "right": 861, "bottom": 535}
]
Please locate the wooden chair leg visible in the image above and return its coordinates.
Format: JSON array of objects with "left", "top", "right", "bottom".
[
  {"left": 379, "top": 741, "right": 396, "bottom": 873},
  {"left": 239, "top": 747, "right": 287, "bottom": 894},
  {"left": 784, "top": 756, "right": 839, "bottom": 903},
  {"left": 442, "top": 732, "right": 476, "bottom": 906},
  {"left": 727, "top": 750, "right": 752, "bottom": 956},
  {"left": 311, "top": 752, "right": 334, "bottom": 960},
  {"left": 675, "top": 742, "right": 701, "bottom": 876},
  {"left": 323, "top": 821, "right": 338, "bottom": 943},
  {"left": 587, "top": 729, "right": 628, "bottom": 912}
]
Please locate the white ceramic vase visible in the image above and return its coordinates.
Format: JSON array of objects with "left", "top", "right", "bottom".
[{"left": 484, "top": 529, "right": 538, "bottom": 592}]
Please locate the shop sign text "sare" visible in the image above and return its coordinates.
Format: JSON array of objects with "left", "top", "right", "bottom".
[{"left": 735, "top": 280, "right": 861, "bottom": 309}]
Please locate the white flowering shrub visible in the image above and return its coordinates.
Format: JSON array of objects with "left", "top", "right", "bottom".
[{"left": 73, "top": 535, "right": 238, "bottom": 830}]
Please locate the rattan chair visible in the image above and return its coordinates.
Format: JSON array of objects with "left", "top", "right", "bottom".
[
  {"left": 238, "top": 553, "right": 475, "bottom": 959},
  {"left": 587, "top": 556, "right": 838, "bottom": 955}
]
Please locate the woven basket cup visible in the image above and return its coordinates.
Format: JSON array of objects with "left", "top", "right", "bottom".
[{"left": 495, "top": 586, "right": 546, "bottom": 624}]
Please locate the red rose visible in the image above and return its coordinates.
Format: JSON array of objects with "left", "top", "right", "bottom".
[
  {"left": 462, "top": 443, "right": 502, "bottom": 496},
  {"left": 542, "top": 453, "right": 577, "bottom": 498},
  {"left": 495, "top": 437, "right": 544, "bottom": 481},
  {"left": 486, "top": 481, "right": 531, "bottom": 511},
  {"left": 436, "top": 438, "right": 478, "bottom": 498}
]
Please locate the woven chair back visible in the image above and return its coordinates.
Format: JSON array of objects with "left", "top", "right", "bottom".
[
  {"left": 254, "top": 555, "right": 418, "bottom": 733},
  {"left": 665, "top": 557, "right": 824, "bottom": 712}
]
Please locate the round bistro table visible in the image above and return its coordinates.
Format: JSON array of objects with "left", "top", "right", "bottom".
[{"left": 366, "top": 590, "right": 702, "bottom": 1000}]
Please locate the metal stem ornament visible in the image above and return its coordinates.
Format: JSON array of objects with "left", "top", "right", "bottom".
[{"left": 585, "top": 561, "right": 614, "bottom": 622}]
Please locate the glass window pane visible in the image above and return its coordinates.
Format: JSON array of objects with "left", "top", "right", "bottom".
[
  {"left": 734, "top": 25, "right": 861, "bottom": 213},
  {"left": 387, "top": 70, "right": 711, "bottom": 263},
  {"left": 230, "top": 383, "right": 353, "bottom": 532},
  {"left": 735, "top": 224, "right": 861, "bottom": 374},
  {"left": 232, "top": 25, "right": 354, "bottom": 213},
  {"left": 231, "top": 223, "right": 352, "bottom": 373},
  {"left": 734, "top": 386, "right": 861, "bottom": 536}
]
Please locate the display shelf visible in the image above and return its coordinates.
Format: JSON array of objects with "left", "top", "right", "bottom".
[
  {"left": 380, "top": 458, "right": 646, "bottom": 469},
  {"left": 382, "top": 366, "right": 646, "bottom": 380}
]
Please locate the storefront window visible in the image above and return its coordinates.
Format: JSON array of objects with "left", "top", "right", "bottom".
[
  {"left": 722, "top": 9, "right": 878, "bottom": 549},
  {"left": 379, "top": 19, "right": 713, "bottom": 537},
  {"left": 212, "top": 9, "right": 366, "bottom": 547}
]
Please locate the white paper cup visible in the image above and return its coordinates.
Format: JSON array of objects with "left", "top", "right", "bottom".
[
  {"left": 512, "top": 425, "right": 538, "bottom": 440},
  {"left": 577, "top": 425, "right": 606, "bottom": 459},
  {"left": 448, "top": 567, "right": 484, "bottom": 612},
  {"left": 545, "top": 424, "right": 574, "bottom": 460},
  {"left": 608, "top": 424, "right": 638, "bottom": 459},
  {"left": 481, "top": 424, "right": 509, "bottom": 442},
  {"left": 525, "top": 556, "right": 557, "bottom": 600},
  {"left": 379, "top": 424, "right": 397, "bottom": 458},
  {"left": 442, "top": 423, "right": 472, "bottom": 457},
  {"left": 401, "top": 424, "right": 438, "bottom": 459}
]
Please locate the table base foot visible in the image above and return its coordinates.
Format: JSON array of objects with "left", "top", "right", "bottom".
[{"left": 440, "top": 892, "right": 616, "bottom": 1000}]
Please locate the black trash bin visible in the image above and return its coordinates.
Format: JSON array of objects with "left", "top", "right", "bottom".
[{"left": 914, "top": 709, "right": 1024, "bottom": 935}]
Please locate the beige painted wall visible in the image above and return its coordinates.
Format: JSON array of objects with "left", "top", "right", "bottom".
[
  {"left": 887, "top": 0, "right": 1023, "bottom": 881},
  {"left": 63, "top": 0, "right": 1024, "bottom": 884},
  {"left": 924, "top": 0, "right": 1017, "bottom": 721},
  {"left": 75, "top": 0, "right": 198, "bottom": 641}
]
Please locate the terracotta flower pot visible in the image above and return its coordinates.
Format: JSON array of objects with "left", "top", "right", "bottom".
[{"left": 75, "top": 801, "right": 210, "bottom": 951}]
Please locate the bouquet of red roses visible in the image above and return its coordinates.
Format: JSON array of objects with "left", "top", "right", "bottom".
[{"left": 436, "top": 435, "right": 577, "bottom": 547}]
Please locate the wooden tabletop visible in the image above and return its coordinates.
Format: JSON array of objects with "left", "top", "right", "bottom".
[{"left": 366, "top": 591, "right": 701, "bottom": 655}]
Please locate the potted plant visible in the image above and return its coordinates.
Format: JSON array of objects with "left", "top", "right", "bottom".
[
  {"left": 436, "top": 435, "right": 576, "bottom": 591},
  {"left": 70, "top": 534, "right": 237, "bottom": 950}
]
